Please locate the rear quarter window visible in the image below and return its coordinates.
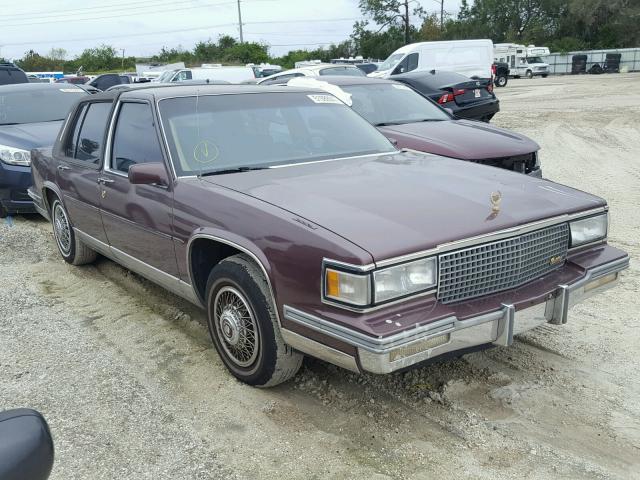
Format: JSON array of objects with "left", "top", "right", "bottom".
[{"left": 63, "top": 101, "right": 113, "bottom": 165}]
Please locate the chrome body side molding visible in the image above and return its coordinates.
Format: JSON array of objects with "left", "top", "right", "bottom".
[{"left": 74, "top": 228, "right": 201, "bottom": 306}]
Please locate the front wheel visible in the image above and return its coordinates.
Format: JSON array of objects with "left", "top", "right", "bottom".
[
  {"left": 50, "top": 198, "right": 97, "bottom": 265},
  {"left": 526, "top": 70, "right": 533, "bottom": 79},
  {"left": 496, "top": 74, "right": 508, "bottom": 87},
  {"left": 205, "top": 254, "right": 303, "bottom": 387}
]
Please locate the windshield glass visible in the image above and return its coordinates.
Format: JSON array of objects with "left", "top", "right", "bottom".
[
  {"left": 0, "top": 87, "right": 86, "bottom": 125},
  {"left": 159, "top": 92, "right": 396, "bottom": 176},
  {"left": 526, "top": 57, "right": 544, "bottom": 64},
  {"left": 378, "top": 53, "right": 405, "bottom": 72},
  {"left": 156, "top": 70, "right": 177, "bottom": 82},
  {"left": 343, "top": 83, "right": 450, "bottom": 125}
]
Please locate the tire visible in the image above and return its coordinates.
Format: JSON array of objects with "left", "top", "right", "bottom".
[
  {"left": 526, "top": 70, "right": 533, "bottom": 79},
  {"left": 50, "top": 198, "right": 97, "bottom": 265},
  {"left": 205, "top": 254, "right": 303, "bottom": 387},
  {"left": 496, "top": 74, "right": 508, "bottom": 87},
  {"left": 0, "top": 204, "right": 8, "bottom": 219},
  {"left": 541, "top": 74, "right": 548, "bottom": 78}
]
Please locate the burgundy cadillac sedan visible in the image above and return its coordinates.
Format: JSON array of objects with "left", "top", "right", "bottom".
[
  {"left": 29, "top": 84, "right": 628, "bottom": 387},
  {"left": 289, "top": 76, "right": 541, "bottom": 176}
]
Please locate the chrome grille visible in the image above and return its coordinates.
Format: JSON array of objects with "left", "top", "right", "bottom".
[{"left": 437, "top": 223, "right": 569, "bottom": 304}]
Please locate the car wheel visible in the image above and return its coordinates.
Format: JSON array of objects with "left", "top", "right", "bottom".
[
  {"left": 496, "top": 74, "right": 508, "bottom": 87},
  {"left": 526, "top": 70, "right": 533, "bottom": 79},
  {"left": 205, "top": 254, "right": 303, "bottom": 387},
  {"left": 541, "top": 74, "right": 548, "bottom": 78},
  {"left": 0, "top": 204, "right": 8, "bottom": 219},
  {"left": 50, "top": 198, "right": 97, "bottom": 265}
]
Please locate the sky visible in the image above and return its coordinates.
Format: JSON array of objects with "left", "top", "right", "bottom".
[{"left": 0, "top": 0, "right": 462, "bottom": 62}]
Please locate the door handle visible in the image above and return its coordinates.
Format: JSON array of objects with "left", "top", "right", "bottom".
[
  {"left": 57, "top": 165, "right": 71, "bottom": 171},
  {"left": 97, "top": 177, "right": 115, "bottom": 184}
]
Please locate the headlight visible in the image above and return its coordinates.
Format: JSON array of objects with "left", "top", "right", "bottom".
[
  {"left": 324, "top": 268, "right": 371, "bottom": 306},
  {"left": 0, "top": 145, "right": 31, "bottom": 166},
  {"left": 569, "top": 213, "right": 608, "bottom": 247},
  {"left": 373, "top": 257, "right": 437, "bottom": 303}
]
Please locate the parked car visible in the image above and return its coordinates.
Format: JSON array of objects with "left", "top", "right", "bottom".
[
  {"left": 493, "top": 62, "right": 510, "bottom": 87},
  {"left": 0, "top": 409, "right": 54, "bottom": 480},
  {"left": 391, "top": 70, "right": 499, "bottom": 122},
  {"left": 288, "top": 76, "right": 540, "bottom": 176},
  {"left": 155, "top": 66, "right": 255, "bottom": 84},
  {"left": 0, "top": 83, "right": 89, "bottom": 217},
  {"left": 369, "top": 39, "right": 494, "bottom": 80},
  {"left": 0, "top": 63, "right": 28, "bottom": 85},
  {"left": 257, "top": 64, "right": 365, "bottom": 85},
  {"left": 30, "top": 84, "right": 628, "bottom": 387},
  {"left": 87, "top": 74, "right": 126, "bottom": 91},
  {"left": 55, "top": 76, "right": 89, "bottom": 85}
]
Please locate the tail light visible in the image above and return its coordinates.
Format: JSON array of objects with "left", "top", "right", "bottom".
[
  {"left": 487, "top": 83, "right": 494, "bottom": 93},
  {"left": 438, "top": 88, "right": 466, "bottom": 104},
  {"left": 491, "top": 64, "right": 497, "bottom": 75}
]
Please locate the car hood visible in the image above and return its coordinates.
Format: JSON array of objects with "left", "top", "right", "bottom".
[
  {"left": 0, "top": 121, "right": 63, "bottom": 150},
  {"left": 377, "top": 120, "right": 539, "bottom": 160},
  {"left": 203, "top": 151, "right": 605, "bottom": 262}
]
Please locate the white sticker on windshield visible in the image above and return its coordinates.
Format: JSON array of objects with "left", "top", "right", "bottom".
[
  {"left": 59, "top": 88, "right": 84, "bottom": 93},
  {"left": 392, "top": 84, "right": 411, "bottom": 91},
  {"left": 307, "top": 94, "right": 342, "bottom": 104}
]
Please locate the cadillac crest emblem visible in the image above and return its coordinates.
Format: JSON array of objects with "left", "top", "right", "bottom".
[{"left": 490, "top": 191, "right": 502, "bottom": 213}]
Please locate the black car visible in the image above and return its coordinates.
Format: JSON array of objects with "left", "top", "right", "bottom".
[
  {"left": 0, "top": 63, "right": 28, "bottom": 86},
  {"left": 0, "top": 83, "right": 89, "bottom": 217},
  {"left": 493, "top": 62, "right": 510, "bottom": 87},
  {"left": 391, "top": 70, "right": 499, "bottom": 122}
]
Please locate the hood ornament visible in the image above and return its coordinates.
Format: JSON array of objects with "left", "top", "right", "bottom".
[{"left": 490, "top": 191, "right": 502, "bottom": 213}]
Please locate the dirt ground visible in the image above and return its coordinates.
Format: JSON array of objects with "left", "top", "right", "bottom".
[{"left": 1, "top": 73, "right": 639, "bottom": 479}]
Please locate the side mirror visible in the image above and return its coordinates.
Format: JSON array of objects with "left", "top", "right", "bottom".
[
  {"left": 128, "top": 162, "right": 170, "bottom": 188},
  {"left": 0, "top": 409, "right": 54, "bottom": 480}
]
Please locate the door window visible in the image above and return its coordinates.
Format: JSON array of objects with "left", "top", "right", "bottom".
[
  {"left": 392, "top": 53, "right": 419, "bottom": 75},
  {"left": 69, "top": 102, "right": 112, "bottom": 165},
  {"left": 176, "top": 70, "right": 192, "bottom": 81},
  {"left": 111, "top": 102, "right": 164, "bottom": 173}
]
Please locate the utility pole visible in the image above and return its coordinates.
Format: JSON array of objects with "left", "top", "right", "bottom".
[
  {"left": 121, "top": 49, "right": 125, "bottom": 70},
  {"left": 440, "top": 0, "right": 444, "bottom": 31},
  {"left": 404, "top": 0, "right": 410, "bottom": 44},
  {"left": 237, "top": 0, "right": 244, "bottom": 43}
]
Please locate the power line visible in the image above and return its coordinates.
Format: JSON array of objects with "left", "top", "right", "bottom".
[{"left": 2, "top": 0, "right": 239, "bottom": 28}]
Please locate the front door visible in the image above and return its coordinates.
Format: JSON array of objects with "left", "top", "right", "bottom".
[
  {"left": 56, "top": 101, "right": 113, "bottom": 244},
  {"left": 98, "top": 100, "right": 179, "bottom": 277}
]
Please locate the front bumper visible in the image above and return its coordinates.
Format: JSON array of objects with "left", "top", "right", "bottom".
[
  {"left": 0, "top": 161, "right": 35, "bottom": 214},
  {"left": 282, "top": 254, "right": 629, "bottom": 374}
]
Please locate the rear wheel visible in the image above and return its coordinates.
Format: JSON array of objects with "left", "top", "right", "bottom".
[
  {"left": 496, "top": 74, "right": 508, "bottom": 87},
  {"left": 205, "top": 254, "right": 303, "bottom": 387},
  {"left": 51, "top": 198, "right": 97, "bottom": 265},
  {"left": 526, "top": 70, "right": 533, "bottom": 79}
]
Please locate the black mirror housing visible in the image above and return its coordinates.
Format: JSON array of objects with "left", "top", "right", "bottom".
[{"left": 0, "top": 409, "right": 54, "bottom": 480}]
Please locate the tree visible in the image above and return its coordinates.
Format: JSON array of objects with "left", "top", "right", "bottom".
[{"left": 358, "top": 0, "right": 425, "bottom": 45}]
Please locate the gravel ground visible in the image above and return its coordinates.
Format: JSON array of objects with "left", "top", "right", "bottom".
[{"left": 1, "top": 73, "right": 639, "bottom": 479}]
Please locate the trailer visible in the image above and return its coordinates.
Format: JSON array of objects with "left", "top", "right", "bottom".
[{"left": 493, "top": 44, "right": 550, "bottom": 79}]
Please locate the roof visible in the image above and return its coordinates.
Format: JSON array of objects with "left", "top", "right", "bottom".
[
  {"left": 307, "top": 76, "right": 394, "bottom": 86},
  {"left": 83, "top": 83, "right": 315, "bottom": 102},
  {"left": 0, "top": 82, "right": 84, "bottom": 93}
]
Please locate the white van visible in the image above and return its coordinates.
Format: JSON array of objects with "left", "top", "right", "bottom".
[
  {"left": 369, "top": 39, "right": 494, "bottom": 80},
  {"left": 156, "top": 66, "right": 255, "bottom": 84}
]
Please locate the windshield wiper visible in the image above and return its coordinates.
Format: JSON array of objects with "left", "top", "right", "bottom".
[
  {"left": 0, "top": 122, "right": 21, "bottom": 126},
  {"left": 200, "top": 166, "right": 269, "bottom": 176},
  {"left": 375, "top": 119, "right": 443, "bottom": 127}
]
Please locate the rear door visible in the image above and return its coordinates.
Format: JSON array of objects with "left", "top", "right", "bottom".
[
  {"left": 55, "top": 100, "right": 113, "bottom": 243},
  {"left": 98, "top": 100, "right": 179, "bottom": 277}
]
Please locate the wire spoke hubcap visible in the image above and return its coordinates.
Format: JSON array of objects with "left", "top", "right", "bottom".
[
  {"left": 53, "top": 204, "right": 71, "bottom": 255},
  {"left": 214, "top": 286, "right": 259, "bottom": 367}
]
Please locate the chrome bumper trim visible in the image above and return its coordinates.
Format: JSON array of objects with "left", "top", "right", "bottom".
[{"left": 282, "top": 255, "right": 629, "bottom": 374}]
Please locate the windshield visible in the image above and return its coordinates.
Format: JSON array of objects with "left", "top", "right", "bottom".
[
  {"left": 526, "top": 57, "right": 544, "bottom": 64},
  {"left": 378, "top": 53, "right": 405, "bottom": 72},
  {"left": 156, "top": 70, "right": 177, "bottom": 82},
  {"left": 343, "top": 83, "right": 450, "bottom": 125},
  {"left": 159, "top": 92, "right": 396, "bottom": 176},
  {"left": 0, "top": 87, "right": 86, "bottom": 125}
]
